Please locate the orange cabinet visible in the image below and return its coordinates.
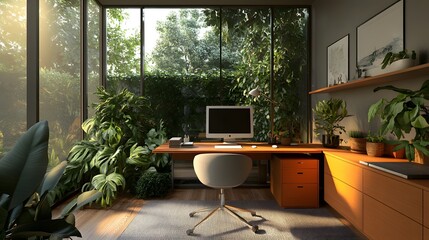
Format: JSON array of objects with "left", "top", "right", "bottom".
[{"left": 271, "top": 155, "right": 319, "bottom": 208}]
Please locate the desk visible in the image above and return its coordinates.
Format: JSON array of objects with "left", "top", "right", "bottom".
[{"left": 153, "top": 142, "right": 325, "bottom": 208}]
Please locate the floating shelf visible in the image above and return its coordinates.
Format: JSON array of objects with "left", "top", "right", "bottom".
[{"left": 309, "top": 63, "right": 429, "bottom": 94}]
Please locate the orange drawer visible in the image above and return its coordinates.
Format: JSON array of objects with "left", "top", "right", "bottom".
[
  {"left": 282, "top": 159, "right": 318, "bottom": 168},
  {"left": 282, "top": 168, "right": 318, "bottom": 183},
  {"left": 281, "top": 183, "right": 319, "bottom": 208}
]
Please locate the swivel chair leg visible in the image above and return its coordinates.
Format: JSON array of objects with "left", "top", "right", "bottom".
[
  {"left": 187, "top": 207, "right": 219, "bottom": 235},
  {"left": 224, "top": 205, "right": 259, "bottom": 233}
]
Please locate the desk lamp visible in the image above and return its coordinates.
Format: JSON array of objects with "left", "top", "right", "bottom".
[{"left": 249, "top": 86, "right": 278, "bottom": 144}]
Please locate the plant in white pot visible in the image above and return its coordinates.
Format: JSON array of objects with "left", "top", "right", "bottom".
[
  {"left": 313, "top": 98, "right": 351, "bottom": 148},
  {"left": 368, "top": 79, "right": 429, "bottom": 162},
  {"left": 381, "top": 49, "right": 416, "bottom": 71}
]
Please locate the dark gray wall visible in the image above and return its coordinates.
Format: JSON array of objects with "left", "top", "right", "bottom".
[{"left": 311, "top": 0, "right": 429, "bottom": 144}]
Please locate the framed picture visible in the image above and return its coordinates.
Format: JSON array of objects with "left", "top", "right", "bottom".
[
  {"left": 327, "top": 34, "right": 349, "bottom": 87},
  {"left": 357, "top": 0, "right": 404, "bottom": 72}
]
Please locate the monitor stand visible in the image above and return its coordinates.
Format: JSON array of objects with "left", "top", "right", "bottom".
[{"left": 221, "top": 138, "right": 240, "bottom": 145}]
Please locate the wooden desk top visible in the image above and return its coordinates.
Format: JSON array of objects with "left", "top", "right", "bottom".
[{"left": 153, "top": 142, "right": 325, "bottom": 154}]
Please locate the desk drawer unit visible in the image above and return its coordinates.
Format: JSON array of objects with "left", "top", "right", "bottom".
[{"left": 271, "top": 155, "right": 319, "bottom": 208}]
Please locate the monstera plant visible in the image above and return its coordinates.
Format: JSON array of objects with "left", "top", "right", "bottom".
[{"left": 62, "top": 88, "right": 167, "bottom": 207}]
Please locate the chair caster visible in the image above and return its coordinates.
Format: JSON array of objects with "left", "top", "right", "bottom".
[
  {"left": 252, "top": 225, "right": 259, "bottom": 233},
  {"left": 189, "top": 212, "right": 195, "bottom": 217},
  {"left": 186, "top": 229, "right": 194, "bottom": 235}
]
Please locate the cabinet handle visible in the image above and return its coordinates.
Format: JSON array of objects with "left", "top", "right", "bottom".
[
  {"left": 297, "top": 186, "right": 304, "bottom": 188},
  {"left": 297, "top": 172, "right": 303, "bottom": 174},
  {"left": 297, "top": 162, "right": 304, "bottom": 164}
]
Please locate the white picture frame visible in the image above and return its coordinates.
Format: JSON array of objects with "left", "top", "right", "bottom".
[
  {"left": 327, "top": 34, "right": 349, "bottom": 87},
  {"left": 357, "top": 0, "right": 404, "bottom": 72}
]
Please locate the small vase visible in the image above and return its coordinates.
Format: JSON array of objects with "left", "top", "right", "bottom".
[
  {"left": 384, "top": 143, "right": 405, "bottom": 159},
  {"left": 322, "top": 134, "right": 340, "bottom": 148},
  {"left": 414, "top": 148, "right": 429, "bottom": 165},
  {"left": 366, "top": 142, "right": 384, "bottom": 157},
  {"left": 280, "top": 137, "right": 292, "bottom": 146},
  {"left": 349, "top": 137, "right": 366, "bottom": 153}
]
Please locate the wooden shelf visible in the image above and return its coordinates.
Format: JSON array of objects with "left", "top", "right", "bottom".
[{"left": 309, "top": 63, "right": 429, "bottom": 94}]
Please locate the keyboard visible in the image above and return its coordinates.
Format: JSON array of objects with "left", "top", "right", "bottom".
[{"left": 214, "top": 145, "right": 242, "bottom": 149}]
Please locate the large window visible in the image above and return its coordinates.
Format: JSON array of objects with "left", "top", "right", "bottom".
[
  {"left": 39, "top": 0, "right": 81, "bottom": 167},
  {"left": 0, "top": 0, "right": 27, "bottom": 155},
  {"left": 106, "top": 8, "right": 141, "bottom": 94},
  {"left": 88, "top": 0, "right": 102, "bottom": 117}
]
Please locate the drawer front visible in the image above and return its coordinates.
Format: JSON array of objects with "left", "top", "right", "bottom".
[
  {"left": 324, "top": 173, "right": 363, "bottom": 231},
  {"left": 364, "top": 195, "right": 422, "bottom": 240},
  {"left": 281, "top": 159, "right": 318, "bottom": 169},
  {"left": 282, "top": 168, "right": 318, "bottom": 183},
  {"left": 425, "top": 227, "right": 429, "bottom": 240},
  {"left": 425, "top": 191, "right": 429, "bottom": 228},
  {"left": 282, "top": 183, "right": 319, "bottom": 208},
  {"left": 363, "top": 169, "right": 422, "bottom": 223},
  {"left": 324, "top": 155, "right": 362, "bottom": 191}
]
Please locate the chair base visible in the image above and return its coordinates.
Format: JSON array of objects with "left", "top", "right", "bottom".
[{"left": 186, "top": 190, "right": 261, "bottom": 236}]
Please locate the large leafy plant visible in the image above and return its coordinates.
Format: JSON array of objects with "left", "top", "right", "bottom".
[
  {"left": 313, "top": 98, "right": 350, "bottom": 137},
  {"left": 368, "top": 80, "right": 429, "bottom": 161},
  {"left": 63, "top": 88, "right": 167, "bottom": 207},
  {"left": 0, "top": 121, "right": 100, "bottom": 239}
]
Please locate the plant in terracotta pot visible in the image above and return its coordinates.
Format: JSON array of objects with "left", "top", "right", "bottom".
[
  {"left": 313, "top": 98, "right": 351, "bottom": 148},
  {"left": 368, "top": 79, "right": 429, "bottom": 162},
  {"left": 366, "top": 132, "right": 385, "bottom": 157},
  {"left": 348, "top": 131, "right": 367, "bottom": 153}
]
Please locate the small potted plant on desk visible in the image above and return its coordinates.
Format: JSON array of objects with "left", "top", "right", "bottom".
[
  {"left": 313, "top": 98, "right": 351, "bottom": 148},
  {"left": 368, "top": 79, "right": 429, "bottom": 163}
]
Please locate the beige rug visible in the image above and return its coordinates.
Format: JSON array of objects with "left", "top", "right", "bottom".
[{"left": 119, "top": 200, "right": 365, "bottom": 240}]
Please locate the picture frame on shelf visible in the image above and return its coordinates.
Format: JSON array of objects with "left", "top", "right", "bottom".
[
  {"left": 327, "top": 34, "right": 349, "bottom": 87},
  {"left": 357, "top": 0, "right": 404, "bottom": 76}
]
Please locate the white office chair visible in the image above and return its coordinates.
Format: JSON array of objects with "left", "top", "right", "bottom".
[{"left": 186, "top": 153, "right": 260, "bottom": 235}]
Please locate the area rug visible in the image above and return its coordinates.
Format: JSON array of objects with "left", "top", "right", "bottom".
[{"left": 118, "top": 200, "right": 364, "bottom": 240}]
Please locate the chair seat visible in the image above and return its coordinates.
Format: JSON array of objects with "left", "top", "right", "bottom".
[{"left": 186, "top": 153, "right": 260, "bottom": 235}]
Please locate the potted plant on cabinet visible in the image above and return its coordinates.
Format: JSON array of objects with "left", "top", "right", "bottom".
[
  {"left": 368, "top": 79, "right": 429, "bottom": 163},
  {"left": 365, "top": 132, "right": 385, "bottom": 157},
  {"left": 313, "top": 98, "right": 351, "bottom": 148},
  {"left": 348, "top": 131, "right": 367, "bottom": 153}
]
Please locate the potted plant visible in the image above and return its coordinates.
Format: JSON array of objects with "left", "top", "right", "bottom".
[
  {"left": 313, "top": 98, "right": 351, "bottom": 148},
  {"left": 348, "top": 131, "right": 367, "bottom": 153},
  {"left": 368, "top": 79, "right": 429, "bottom": 162},
  {"left": 365, "top": 132, "right": 385, "bottom": 157},
  {"left": 381, "top": 49, "right": 416, "bottom": 70}
]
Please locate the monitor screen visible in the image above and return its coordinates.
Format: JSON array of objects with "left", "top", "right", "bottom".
[{"left": 206, "top": 106, "right": 254, "bottom": 141}]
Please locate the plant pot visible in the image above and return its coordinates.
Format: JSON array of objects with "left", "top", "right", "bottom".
[
  {"left": 280, "top": 137, "right": 292, "bottom": 146},
  {"left": 384, "top": 143, "right": 405, "bottom": 159},
  {"left": 322, "top": 134, "right": 340, "bottom": 148},
  {"left": 385, "top": 58, "right": 415, "bottom": 72},
  {"left": 366, "top": 142, "right": 384, "bottom": 157},
  {"left": 349, "top": 137, "right": 366, "bottom": 153}
]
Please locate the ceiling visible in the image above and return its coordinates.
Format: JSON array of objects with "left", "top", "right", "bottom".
[{"left": 97, "top": 0, "right": 314, "bottom": 7}]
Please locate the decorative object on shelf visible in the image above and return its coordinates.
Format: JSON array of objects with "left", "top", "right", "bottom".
[
  {"left": 384, "top": 142, "right": 405, "bottom": 159},
  {"left": 366, "top": 132, "right": 385, "bottom": 157},
  {"left": 348, "top": 131, "right": 367, "bottom": 153},
  {"left": 249, "top": 85, "right": 278, "bottom": 144},
  {"left": 357, "top": 0, "right": 404, "bottom": 75},
  {"left": 368, "top": 79, "right": 429, "bottom": 163},
  {"left": 313, "top": 98, "right": 351, "bottom": 148},
  {"left": 381, "top": 49, "right": 416, "bottom": 69},
  {"left": 327, "top": 34, "right": 349, "bottom": 87}
]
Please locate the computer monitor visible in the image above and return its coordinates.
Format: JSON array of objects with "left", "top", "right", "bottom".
[{"left": 206, "top": 106, "right": 254, "bottom": 142}]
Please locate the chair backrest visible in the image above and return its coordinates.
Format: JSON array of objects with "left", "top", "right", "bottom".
[{"left": 193, "top": 153, "right": 252, "bottom": 189}]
